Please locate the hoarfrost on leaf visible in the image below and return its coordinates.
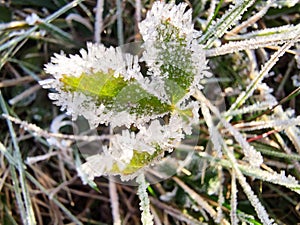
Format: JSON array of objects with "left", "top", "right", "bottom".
[{"left": 42, "top": 1, "right": 207, "bottom": 180}]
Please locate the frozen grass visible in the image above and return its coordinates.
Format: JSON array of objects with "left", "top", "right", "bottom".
[{"left": 0, "top": 0, "right": 300, "bottom": 224}]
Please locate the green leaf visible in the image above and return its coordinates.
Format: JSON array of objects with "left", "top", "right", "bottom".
[
  {"left": 114, "top": 82, "right": 172, "bottom": 115},
  {"left": 153, "top": 21, "right": 196, "bottom": 103},
  {"left": 61, "top": 71, "right": 173, "bottom": 117},
  {"left": 61, "top": 70, "right": 127, "bottom": 98},
  {"left": 110, "top": 148, "right": 163, "bottom": 175}
]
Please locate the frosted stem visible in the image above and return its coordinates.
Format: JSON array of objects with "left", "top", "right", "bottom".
[
  {"left": 109, "top": 180, "right": 121, "bottom": 225},
  {"left": 230, "top": 170, "right": 238, "bottom": 225},
  {"left": 136, "top": 174, "right": 154, "bottom": 225},
  {"left": 94, "top": 0, "right": 104, "bottom": 43}
]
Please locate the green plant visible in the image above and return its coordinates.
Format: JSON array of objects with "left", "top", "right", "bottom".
[{"left": 1, "top": 0, "right": 300, "bottom": 224}]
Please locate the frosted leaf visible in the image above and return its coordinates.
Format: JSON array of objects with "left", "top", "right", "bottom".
[
  {"left": 78, "top": 112, "right": 191, "bottom": 180},
  {"left": 136, "top": 76, "right": 170, "bottom": 103},
  {"left": 139, "top": 1, "right": 208, "bottom": 104},
  {"left": 266, "top": 170, "right": 299, "bottom": 193},
  {"left": 42, "top": 43, "right": 172, "bottom": 128},
  {"left": 45, "top": 90, "right": 107, "bottom": 129},
  {"left": 45, "top": 43, "right": 143, "bottom": 81},
  {"left": 139, "top": 2, "right": 199, "bottom": 44}
]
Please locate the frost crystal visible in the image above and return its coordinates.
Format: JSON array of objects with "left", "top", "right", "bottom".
[{"left": 44, "top": 42, "right": 142, "bottom": 80}]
